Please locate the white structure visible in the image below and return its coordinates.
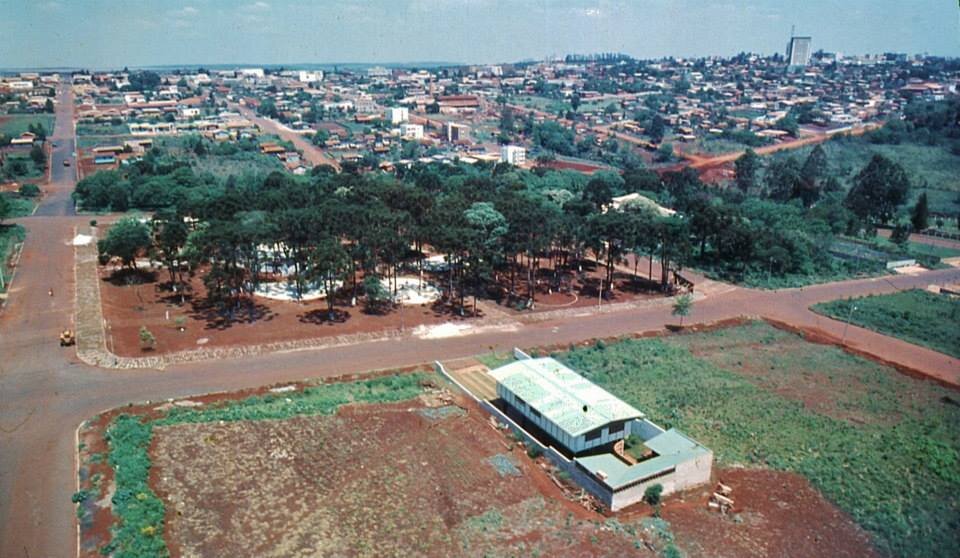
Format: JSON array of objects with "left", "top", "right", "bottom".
[
  {"left": 488, "top": 356, "right": 713, "bottom": 511},
  {"left": 238, "top": 68, "right": 265, "bottom": 79},
  {"left": 446, "top": 122, "right": 469, "bottom": 142},
  {"left": 500, "top": 145, "right": 526, "bottom": 165},
  {"left": 385, "top": 107, "right": 409, "bottom": 124},
  {"left": 298, "top": 70, "right": 323, "bottom": 83},
  {"left": 786, "top": 36, "right": 812, "bottom": 67},
  {"left": 491, "top": 357, "right": 643, "bottom": 454},
  {"left": 400, "top": 123, "right": 424, "bottom": 140}
]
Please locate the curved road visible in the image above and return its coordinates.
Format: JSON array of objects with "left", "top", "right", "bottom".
[{"left": 1, "top": 84, "right": 959, "bottom": 558}]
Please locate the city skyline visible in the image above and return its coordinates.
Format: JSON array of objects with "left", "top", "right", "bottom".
[{"left": 1, "top": 0, "right": 958, "bottom": 70}]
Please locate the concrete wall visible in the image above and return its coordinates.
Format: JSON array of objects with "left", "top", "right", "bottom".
[
  {"left": 632, "top": 418, "right": 666, "bottom": 441},
  {"left": 608, "top": 451, "right": 713, "bottom": 511}
]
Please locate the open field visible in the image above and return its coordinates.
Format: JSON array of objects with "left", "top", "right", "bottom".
[
  {"left": 767, "top": 138, "right": 960, "bottom": 215},
  {"left": 813, "top": 289, "right": 960, "bottom": 358},
  {"left": 0, "top": 114, "right": 55, "bottom": 138},
  {"left": 77, "top": 372, "right": 653, "bottom": 557},
  {"left": 560, "top": 321, "right": 960, "bottom": 558}
]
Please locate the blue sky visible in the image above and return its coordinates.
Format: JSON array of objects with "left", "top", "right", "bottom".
[{"left": 1, "top": 0, "right": 958, "bottom": 69}]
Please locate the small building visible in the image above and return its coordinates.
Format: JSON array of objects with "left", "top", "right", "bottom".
[
  {"left": 399, "top": 123, "right": 424, "bottom": 140},
  {"left": 488, "top": 356, "right": 713, "bottom": 511},
  {"left": 491, "top": 357, "right": 643, "bottom": 455},
  {"left": 385, "top": 107, "right": 409, "bottom": 124},
  {"left": 446, "top": 122, "right": 469, "bottom": 143},
  {"left": 500, "top": 145, "right": 526, "bottom": 165}
]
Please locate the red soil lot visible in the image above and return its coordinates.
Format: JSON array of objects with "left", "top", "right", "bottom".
[
  {"left": 662, "top": 468, "right": 879, "bottom": 558},
  {"left": 98, "top": 266, "right": 468, "bottom": 357},
  {"left": 97, "top": 258, "right": 666, "bottom": 356}
]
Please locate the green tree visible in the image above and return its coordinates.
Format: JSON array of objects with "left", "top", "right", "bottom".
[
  {"left": 0, "top": 194, "right": 11, "bottom": 224},
  {"left": 734, "top": 148, "right": 761, "bottom": 194},
  {"left": 798, "top": 144, "right": 828, "bottom": 206},
  {"left": 97, "top": 218, "right": 152, "bottom": 269},
  {"left": 305, "top": 237, "right": 351, "bottom": 320},
  {"left": 672, "top": 293, "right": 693, "bottom": 327},
  {"left": 44, "top": 98, "right": 54, "bottom": 113},
  {"left": 911, "top": 192, "right": 929, "bottom": 231},
  {"left": 571, "top": 91, "right": 581, "bottom": 113},
  {"left": 648, "top": 114, "right": 666, "bottom": 143},
  {"left": 845, "top": 154, "right": 911, "bottom": 224}
]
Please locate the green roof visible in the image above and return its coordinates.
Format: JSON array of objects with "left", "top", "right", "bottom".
[
  {"left": 575, "top": 429, "right": 711, "bottom": 489},
  {"left": 489, "top": 357, "right": 644, "bottom": 437}
]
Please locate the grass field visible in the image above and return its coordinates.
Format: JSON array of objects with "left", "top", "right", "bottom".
[
  {"left": 559, "top": 322, "right": 960, "bottom": 558},
  {"left": 767, "top": 138, "right": 960, "bottom": 215},
  {"left": 0, "top": 224, "right": 25, "bottom": 293},
  {"left": 813, "top": 290, "right": 960, "bottom": 358},
  {"left": 76, "top": 122, "right": 129, "bottom": 136},
  {"left": 2, "top": 191, "right": 38, "bottom": 218},
  {"left": 0, "top": 114, "right": 55, "bottom": 138}
]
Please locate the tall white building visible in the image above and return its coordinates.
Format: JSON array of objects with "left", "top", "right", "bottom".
[
  {"left": 500, "top": 145, "right": 526, "bottom": 165},
  {"left": 298, "top": 70, "right": 323, "bottom": 83},
  {"left": 385, "top": 107, "right": 409, "bottom": 124},
  {"left": 786, "top": 36, "right": 812, "bottom": 67}
]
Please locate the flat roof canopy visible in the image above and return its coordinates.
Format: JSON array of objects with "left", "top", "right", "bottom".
[{"left": 490, "top": 357, "right": 644, "bottom": 438}]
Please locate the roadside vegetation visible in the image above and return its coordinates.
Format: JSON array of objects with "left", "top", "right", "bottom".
[
  {"left": 813, "top": 290, "right": 960, "bottom": 358},
  {"left": 90, "top": 373, "right": 427, "bottom": 558},
  {"left": 559, "top": 322, "right": 960, "bottom": 558}
]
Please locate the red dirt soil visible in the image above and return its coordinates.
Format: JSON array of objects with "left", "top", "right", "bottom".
[
  {"left": 149, "top": 396, "right": 647, "bottom": 557},
  {"left": 98, "top": 266, "right": 470, "bottom": 357},
  {"left": 662, "top": 468, "right": 879, "bottom": 558}
]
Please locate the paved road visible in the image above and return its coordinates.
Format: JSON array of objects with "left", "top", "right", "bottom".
[{"left": 1, "top": 83, "right": 959, "bottom": 558}]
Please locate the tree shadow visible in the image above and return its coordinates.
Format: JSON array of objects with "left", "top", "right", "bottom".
[
  {"left": 188, "top": 296, "right": 277, "bottom": 330},
  {"left": 298, "top": 308, "right": 351, "bottom": 325},
  {"left": 102, "top": 268, "right": 158, "bottom": 287}
]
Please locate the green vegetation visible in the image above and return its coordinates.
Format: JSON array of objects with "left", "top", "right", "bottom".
[
  {"left": 0, "top": 224, "right": 25, "bottom": 293},
  {"left": 76, "top": 122, "right": 129, "bottom": 136},
  {"left": 813, "top": 290, "right": 960, "bottom": 358},
  {"left": 1, "top": 191, "right": 37, "bottom": 218},
  {"left": 559, "top": 322, "right": 960, "bottom": 557},
  {"left": 94, "top": 373, "right": 428, "bottom": 557},
  {"left": 0, "top": 114, "right": 54, "bottom": 139}
]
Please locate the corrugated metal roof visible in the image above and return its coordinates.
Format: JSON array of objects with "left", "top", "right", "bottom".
[
  {"left": 576, "top": 429, "right": 711, "bottom": 489},
  {"left": 489, "top": 357, "right": 643, "bottom": 437}
]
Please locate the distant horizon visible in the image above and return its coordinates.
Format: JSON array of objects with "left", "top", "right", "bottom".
[
  {"left": 2, "top": 1, "right": 957, "bottom": 70},
  {"left": 1, "top": 48, "right": 955, "bottom": 74}
]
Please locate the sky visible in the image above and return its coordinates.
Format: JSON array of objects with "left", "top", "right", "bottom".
[{"left": 1, "top": 0, "right": 958, "bottom": 69}]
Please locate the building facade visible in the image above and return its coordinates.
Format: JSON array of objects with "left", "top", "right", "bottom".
[{"left": 500, "top": 145, "right": 526, "bottom": 165}]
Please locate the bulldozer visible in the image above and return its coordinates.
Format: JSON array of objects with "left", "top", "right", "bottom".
[{"left": 59, "top": 329, "right": 75, "bottom": 347}]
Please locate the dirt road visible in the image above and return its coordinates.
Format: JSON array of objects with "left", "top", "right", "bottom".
[
  {"left": 232, "top": 103, "right": 341, "bottom": 171},
  {"left": 1, "top": 83, "right": 959, "bottom": 558}
]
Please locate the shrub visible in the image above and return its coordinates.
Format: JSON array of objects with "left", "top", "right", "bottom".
[
  {"left": 18, "top": 183, "right": 40, "bottom": 197},
  {"left": 526, "top": 446, "right": 543, "bottom": 459},
  {"left": 644, "top": 483, "right": 663, "bottom": 506}
]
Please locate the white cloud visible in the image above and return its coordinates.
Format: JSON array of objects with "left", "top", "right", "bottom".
[
  {"left": 242, "top": 1, "right": 271, "bottom": 11},
  {"left": 169, "top": 6, "right": 199, "bottom": 18},
  {"left": 583, "top": 8, "right": 602, "bottom": 18}
]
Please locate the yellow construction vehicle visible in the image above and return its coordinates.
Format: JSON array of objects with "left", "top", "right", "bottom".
[{"left": 59, "top": 329, "right": 75, "bottom": 346}]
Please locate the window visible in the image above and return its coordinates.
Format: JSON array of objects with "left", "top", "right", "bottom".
[
  {"left": 515, "top": 396, "right": 526, "bottom": 408},
  {"left": 608, "top": 422, "right": 625, "bottom": 434},
  {"left": 530, "top": 407, "right": 541, "bottom": 418},
  {"left": 585, "top": 428, "right": 603, "bottom": 442}
]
